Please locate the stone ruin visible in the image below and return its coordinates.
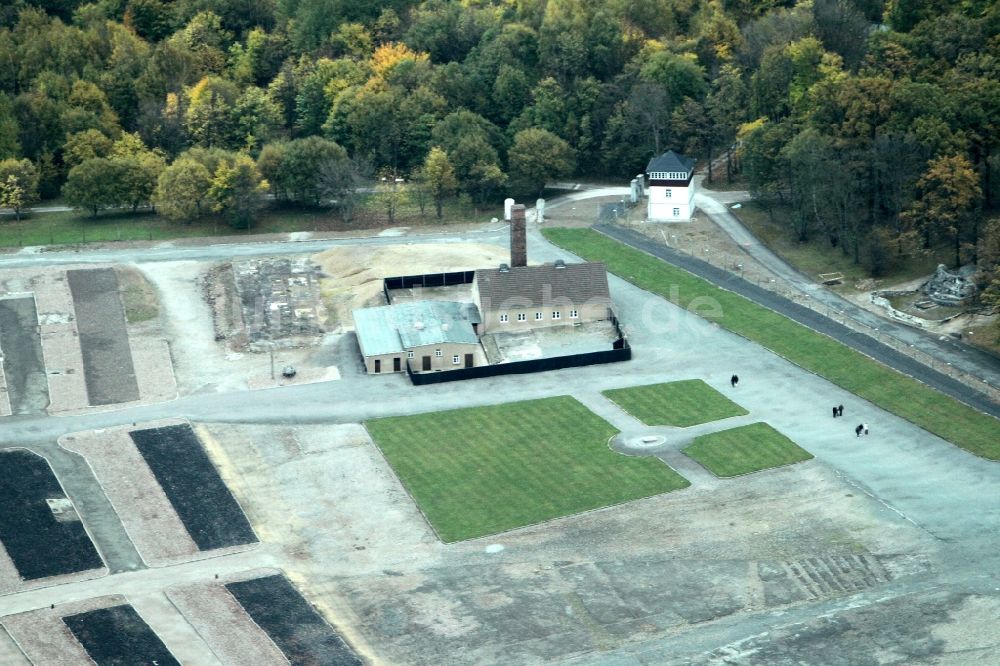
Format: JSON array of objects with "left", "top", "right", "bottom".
[{"left": 923, "top": 264, "right": 978, "bottom": 305}]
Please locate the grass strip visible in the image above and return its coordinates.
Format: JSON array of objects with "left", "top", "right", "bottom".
[
  {"left": 603, "top": 379, "right": 748, "bottom": 426},
  {"left": 543, "top": 228, "right": 1000, "bottom": 460},
  {"left": 365, "top": 396, "right": 689, "bottom": 542},
  {"left": 683, "top": 422, "right": 813, "bottom": 477}
]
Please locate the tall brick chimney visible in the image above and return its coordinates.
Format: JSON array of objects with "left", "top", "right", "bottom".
[{"left": 510, "top": 204, "right": 527, "bottom": 267}]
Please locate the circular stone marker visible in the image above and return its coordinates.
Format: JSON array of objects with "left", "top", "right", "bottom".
[
  {"left": 630, "top": 435, "right": 666, "bottom": 449},
  {"left": 485, "top": 544, "right": 504, "bottom": 554}
]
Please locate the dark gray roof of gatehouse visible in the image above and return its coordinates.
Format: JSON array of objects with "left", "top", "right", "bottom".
[{"left": 646, "top": 150, "right": 695, "bottom": 174}]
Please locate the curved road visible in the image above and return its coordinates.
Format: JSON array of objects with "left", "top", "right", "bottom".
[{"left": 691, "top": 180, "right": 1000, "bottom": 392}]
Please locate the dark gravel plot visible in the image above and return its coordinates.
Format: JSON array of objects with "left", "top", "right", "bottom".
[
  {"left": 0, "top": 297, "right": 48, "bottom": 414},
  {"left": 129, "top": 424, "right": 257, "bottom": 551},
  {"left": 63, "top": 604, "right": 179, "bottom": 666},
  {"left": 0, "top": 450, "right": 103, "bottom": 580},
  {"left": 66, "top": 268, "right": 139, "bottom": 405},
  {"left": 227, "top": 574, "right": 363, "bottom": 666}
]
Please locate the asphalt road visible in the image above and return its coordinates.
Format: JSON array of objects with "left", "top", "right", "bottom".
[
  {"left": 691, "top": 182, "right": 1000, "bottom": 391},
  {"left": 596, "top": 223, "right": 1000, "bottom": 419}
]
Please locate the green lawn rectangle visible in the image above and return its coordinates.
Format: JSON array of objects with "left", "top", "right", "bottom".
[
  {"left": 365, "top": 396, "right": 690, "bottom": 542},
  {"left": 683, "top": 422, "right": 813, "bottom": 477},
  {"left": 603, "top": 379, "right": 748, "bottom": 427},
  {"left": 542, "top": 228, "right": 1000, "bottom": 461}
]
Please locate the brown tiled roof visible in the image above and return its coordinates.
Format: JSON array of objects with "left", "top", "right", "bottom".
[{"left": 475, "top": 262, "right": 610, "bottom": 310}]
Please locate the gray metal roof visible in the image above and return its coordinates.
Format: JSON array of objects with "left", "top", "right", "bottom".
[
  {"left": 475, "top": 262, "right": 610, "bottom": 310},
  {"left": 645, "top": 150, "right": 695, "bottom": 174},
  {"left": 352, "top": 301, "right": 480, "bottom": 356}
]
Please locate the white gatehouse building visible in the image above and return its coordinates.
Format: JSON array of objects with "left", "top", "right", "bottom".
[{"left": 645, "top": 150, "right": 696, "bottom": 222}]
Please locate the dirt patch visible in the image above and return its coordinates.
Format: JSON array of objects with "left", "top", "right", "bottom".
[
  {"left": 66, "top": 267, "right": 140, "bottom": 405},
  {"left": 1, "top": 595, "right": 130, "bottom": 665},
  {"left": 116, "top": 266, "right": 159, "bottom": 324},
  {"left": 313, "top": 243, "right": 508, "bottom": 331},
  {"left": 166, "top": 569, "right": 290, "bottom": 666},
  {"left": 0, "top": 296, "right": 47, "bottom": 415}
]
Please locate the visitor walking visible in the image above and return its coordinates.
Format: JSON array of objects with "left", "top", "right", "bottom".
[
  {"left": 863, "top": 423, "right": 869, "bottom": 435},
  {"left": 731, "top": 374, "right": 739, "bottom": 387},
  {"left": 837, "top": 405, "right": 844, "bottom": 417},
  {"left": 855, "top": 424, "right": 863, "bottom": 437},
  {"left": 832, "top": 406, "right": 838, "bottom": 418}
]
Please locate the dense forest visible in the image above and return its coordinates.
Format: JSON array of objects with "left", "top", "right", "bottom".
[{"left": 0, "top": 0, "right": 999, "bottom": 298}]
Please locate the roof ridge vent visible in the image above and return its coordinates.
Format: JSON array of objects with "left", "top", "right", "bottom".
[
  {"left": 554, "top": 259, "right": 566, "bottom": 268},
  {"left": 499, "top": 263, "right": 510, "bottom": 272}
]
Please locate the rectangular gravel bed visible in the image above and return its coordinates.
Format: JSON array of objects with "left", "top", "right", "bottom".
[
  {"left": 63, "top": 604, "right": 178, "bottom": 666},
  {"left": 129, "top": 423, "right": 257, "bottom": 551},
  {"left": 0, "top": 450, "right": 103, "bottom": 580},
  {"left": 227, "top": 574, "right": 362, "bottom": 665},
  {"left": 0, "top": 297, "right": 48, "bottom": 415},
  {"left": 66, "top": 268, "right": 139, "bottom": 405}
]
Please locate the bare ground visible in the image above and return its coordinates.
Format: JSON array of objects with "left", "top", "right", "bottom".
[{"left": 166, "top": 568, "right": 289, "bottom": 666}]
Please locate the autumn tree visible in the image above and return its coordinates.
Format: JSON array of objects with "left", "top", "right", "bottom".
[
  {"left": 208, "top": 153, "right": 268, "bottom": 229},
  {"left": 420, "top": 147, "right": 457, "bottom": 219},
  {"left": 0, "top": 158, "right": 39, "bottom": 220},
  {"left": 905, "top": 154, "right": 982, "bottom": 267},
  {"left": 154, "top": 156, "right": 213, "bottom": 222},
  {"left": 508, "top": 128, "right": 575, "bottom": 198}
]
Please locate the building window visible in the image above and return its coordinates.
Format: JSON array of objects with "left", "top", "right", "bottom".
[
  {"left": 535, "top": 312, "right": 543, "bottom": 320},
  {"left": 452, "top": 355, "right": 460, "bottom": 364},
  {"left": 517, "top": 313, "right": 526, "bottom": 321},
  {"left": 499, "top": 313, "right": 508, "bottom": 323},
  {"left": 569, "top": 310, "right": 578, "bottom": 318},
  {"left": 665, "top": 189, "right": 672, "bottom": 198},
  {"left": 407, "top": 351, "right": 414, "bottom": 358},
  {"left": 673, "top": 208, "right": 680, "bottom": 217},
  {"left": 552, "top": 311, "right": 561, "bottom": 319},
  {"left": 435, "top": 349, "right": 442, "bottom": 357}
]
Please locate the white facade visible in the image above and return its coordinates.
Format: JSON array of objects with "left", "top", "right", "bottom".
[{"left": 647, "top": 181, "right": 694, "bottom": 222}]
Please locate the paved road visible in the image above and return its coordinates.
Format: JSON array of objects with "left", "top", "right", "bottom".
[
  {"left": 691, "top": 181, "right": 1000, "bottom": 391},
  {"left": 596, "top": 223, "right": 1000, "bottom": 419},
  {"left": 0, "top": 227, "right": 510, "bottom": 269}
]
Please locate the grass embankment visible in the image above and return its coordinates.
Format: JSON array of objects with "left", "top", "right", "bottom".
[
  {"left": 365, "top": 396, "right": 689, "bottom": 542},
  {"left": 684, "top": 423, "right": 813, "bottom": 477},
  {"left": 731, "top": 201, "right": 944, "bottom": 291},
  {"left": 603, "top": 379, "right": 747, "bottom": 427},
  {"left": 0, "top": 198, "right": 501, "bottom": 248},
  {"left": 542, "top": 227, "right": 1000, "bottom": 460}
]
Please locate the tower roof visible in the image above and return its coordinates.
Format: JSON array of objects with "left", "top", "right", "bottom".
[{"left": 646, "top": 150, "right": 695, "bottom": 174}]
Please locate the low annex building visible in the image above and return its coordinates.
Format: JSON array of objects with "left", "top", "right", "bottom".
[
  {"left": 353, "top": 300, "right": 482, "bottom": 374},
  {"left": 473, "top": 261, "right": 611, "bottom": 335}
]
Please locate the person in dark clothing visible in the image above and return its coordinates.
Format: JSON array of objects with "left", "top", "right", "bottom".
[
  {"left": 833, "top": 406, "right": 838, "bottom": 418},
  {"left": 731, "top": 374, "right": 739, "bottom": 387},
  {"left": 837, "top": 405, "right": 844, "bottom": 417},
  {"left": 855, "top": 424, "right": 863, "bottom": 437}
]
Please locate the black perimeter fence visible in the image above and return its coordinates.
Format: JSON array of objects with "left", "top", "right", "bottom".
[{"left": 378, "top": 271, "right": 631, "bottom": 385}]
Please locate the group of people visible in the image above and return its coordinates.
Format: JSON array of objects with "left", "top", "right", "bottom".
[
  {"left": 732, "top": 372, "right": 870, "bottom": 438},
  {"left": 832, "top": 402, "right": 869, "bottom": 436}
]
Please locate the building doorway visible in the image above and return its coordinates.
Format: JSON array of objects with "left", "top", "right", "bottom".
[
  {"left": 422, "top": 356, "right": 431, "bottom": 371},
  {"left": 393, "top": 357, "right": 401, "bottom": 372},
  {"left": 464, "top": 353, "right": 474, "bottom": 368},
  {"left": 374, "top": 359, "right": 381, "bottom": 373}
]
